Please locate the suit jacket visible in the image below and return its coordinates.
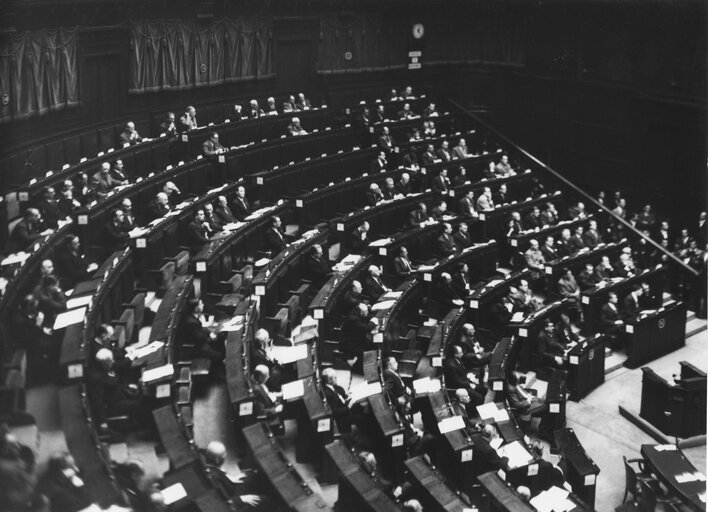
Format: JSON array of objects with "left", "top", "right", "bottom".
[
  {"left": 452, "top": 271, "right": 471, "bottom": 297},
  {"left": 537, "top": 330, "right": 565, "bottom": 357},
  {"left": 146, "top": 199, "right": 170, "bottom": 222},
  {"left": 55, "top": 250, "right": 90, "bottom": 289},
  {"left": 396, "top": 180, "right": 412, "bottom": 196},
  {"left": 215, "top": 205, "right": 236, "bottom": 225},
  {"left": 383, "top": 368, "right": 408, "bottom": 401},
  {"left": 36, "top": 198, "right": 63, "bottom": 228},
  {"left": 436, "top": 233, "right": 456, "bottom": 256},
  {"left": 452, "top": 146, "right": 468, "bottom": 160},
  {"left": 557, "top": 277, "right": 579, "bottom": 298},
  {"left": 470, "top": 433, "right": 508, "bottom": 477},
  {"left": 443, "top": 356, "right": 471, "bottom": 390},
  {"left": 409, "top": 209, "right": 429, "bottom": 228},
  {"left": 90, "top": 172, "right": 119, "bottom": 197},
  {"left": 378, "top": 135, "right": 394, "bottom": 152},
  {"left": 600, "top": 303, "right": 621, "bottom": 330},
  {"left": 179, "top": 313, "right": 212, "bottom": 355},
  {"left": 524, "top": 248, "right": 545, "bottom": 270},
  {"left": 341, "top": 312, "right": 371, "bottom": 357},
  {"left": 583, "top": 229, "right": 601, "bottom": 248},
  {"left": 493, "top": 192, "right": 508, "bottom": 205},
  {"left": 421, "top": 151, "right": 436, "bottom": 166},
  {"left": 382, "top": 186, "right": 397, "bottom": 201},
  {"left": 436, "top": 148, "right": 452, "bottom": 162},
  {"left": 264, "top": 227, "right": 286, "bottom": 254},
  {"left": 304, "top": 254, "right": 330, "bottom": 284},
  {"left": 366, "top": 189, "right": 383, "bottom": 206},
  {"left": 540, "top": 245, "right": 559, "bottom": 261},
  {"left": 568, "top": 235, "right": 585, "bottom": 252},
  {"left": 431, "top": 175, "right": 450, "bottom": 193},
  {"left": 458, "top": 197, "right": 476, "bottom": 216},
  {"left": 453, "top": 230, "right": 471, "bottom": 250},
  {"left": 363, "top": 275, "right": 387, "bottom": 300},
  {"left": 435, "top": 280, "right": 461, "bottom": 307},
  {"left": 370, "top": 158, "right": 386, "bottom": 173},
  {"left": 37, "top": 471, "right": 94, "bottom": 512},
  {"left": 323, "top": 383, "right": 351, "bottom": 432},
  {"left": 476, "top": 194, "right": 494, "bottom": 211},
  {"left": 341, "top": 290, "right": 363, "bottom": 314},
  {"left": 202, "top": 139, "right": 224, "bottom": 156},
  {"left": 577, "top": 270, "right": 598, "bottom": 290},
  {"left": 623, "top": 294, "right": 640, "bottom": 319},
  {"left": 186, "top": 220, "right": 210, "bottom": 250},
  {"left": 252, "top": 382, "right": 279, "bottom": 418},
  {"left": 556, "top": 239, "right": 572, "bottom": 257},
  {"left": 594, "top": 264, "right": 613, "bottom": 281},
  {"left": 401, "top": 152, "right": 419, "bottom": 169},
  {"left": 247, "top": 107, "right": 264, "bottom": 118},
  {"left": 232, "top": 196, "right": 250, "bottom": 221},
  {"left": 104, "top": 220, "right": 129, "bottom": 252},
  {"left": 540, "top": 210, "right": 558, "bottom": 226},
  {"left": 393, "top": 256, "right": 413, "bottom": 278},
  {"left": 121, "top": 213, "right": 136, "bottom": 232},
  {"left": 7, "top": 219, "right": 41, "bottom": 253},
  {"left": 349, "top": 230, "right": 368, "bottom": 254},
  {"left": 524, "top": 213, "right": 542, "bottom": 230}
]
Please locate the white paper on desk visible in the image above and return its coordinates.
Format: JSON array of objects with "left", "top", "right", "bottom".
[
  {"left": 222, "top": 221, "right": 245, "bottom": 231},
  {"left": 254, "top": 257, "right": 270, "bottom": 268},
  {"left": 438, "top": 415, "right": 465, "bottom": 434},
  {"left": 413, "top": 377, "right": 436, "bottom": 395},
  {"left": 142, "top": 363, "right": 174, "bottom": 383},
  {"left": 53, "top": 307, "right": 87, "bottom": 330},
  {"left": 497, "top": 440, "right": 534, "bottom": 469},
  {"left": 487, "top": 279, "right": 504, "bottom": 286},
  {"left": 127, "top": 341, "right": 164, "bottom": 360},
  {"left": 1, "top": 252, "right": 30, "bottom": 266},
  {"left": 369, "top": 238, "right": 392, "bottom": 247},
  {"left": 530, "top": 487, "right": 572, "bottom": 512},
  {"left": 349, "top": 381, "right": 382, "bottom": 405},
  {"left": 292, "top": 320, "right": 318, "bottom": 344},
  {"left": 281, "top": 379, "right": 305, "bottom": 401},
  {"left": 272, "top": 344, "right": 308, "bottom": 364},
  {"left": 148, "top": 298, "right": 162, "bottom": 313},
  {"left": 494, "top": 408, "right": 510, "bottom": 422},
  {"left": 489, "top": 437, "right": 504, "bottom": 450},
  {"left": 66, "top": 295, "right": 93, "bottom": 309},
  {"left": 161, "top": 482, "right": 187, "bottom": 505},
  {"left": 129, "top": 228, "right": 148, "bottom": 238},
  {"left": 371, "top": 300, "right": 396, "bottom": 311},
  {"left": 219, "top": 316, "right": 244, "bottom": 332},
  {"left": 381, "top": 291, "right": 403, "bottom": 300},
  {"left": 476, "top": 402, "right": 500, "bottom": 421},
  {"left": 655, "top": 444, "right": 677, "bottom": 452},
  {"left": 417, "top": 264, "right": 436, "bottom": 272},
  {"left": 511, "top": 312, "right": 525, "bottom": 322}
]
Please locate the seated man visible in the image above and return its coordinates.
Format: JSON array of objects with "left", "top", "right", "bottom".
[
  {"left": 231, "top": 185, "right": 251, "bottom": 221},
  {"left": 145, "top": 192, "right": 171, "bottom": 222},
  {"left": 185, "top": 210, "right": 212, "bottom": 252},
  {"left": 104, "top": 209, "right": 130, "bottom": 253},
  {"left": 381, "top": 177, "right": 397, "bottom": 200},
  {"left": 583, "top": 219, "right": 602, "bottom": 248},
  {"left": 396, "top": 173, "right": 413, "bottom": 195},
  {"left": 555, "top": 313, "right": 579, "bottom": 346},
  {"left": 524, "top": 206, "right": 543, "bottom": 230},
  {"left": 55, "top": 234, "right": 98, "bottom": 289},
  {"left": 431, "top": 169, "right": 451, "bottom": 194},
  {"left": 341, "top": 280, "right": 365, "bottom": 313},
  {"left": 568, "top": 226, "right": 586, "bottom": 253},
  {"left": 453, "top": 222, "right": 471, "bottom": 250},
  {"left": 179, "top": 299, "right": 226, "bottom": 373},
  {"left": 393, "top": 247, "right": 415, "bottom": 279},
  {"left": 540, "top": 236, "right": 559, "bottom": 261},
  {"left": 295, "top": 92, "right": 311, "bottom": 110},
  {"left": 179, "top": 106, "right": 198, "bottom": 132},
  {"left": 394, "top": 397, "right": 436, "bottom": 460},
  {"left": 349, "top": 221, "right": 370, "bottom": 254},
  {"left": 452, "top": 138, "right": 468, "bottom": 159},
  {"left": 435, "top": 272, "right": 464, "bottom": 309},
  {"left": 493, "top": 183, "right": 509, "bottom": 205},
  {"left": 458, "top": 190, "right": 476, "bottom": 217},
  {"left": 340, "top": 304, "right": 374, "bottom": 369},
  {"left": 600, "top": 292, "right": 624, "bottom": 336},
  {"left": 431, "top": 200, "right": 449, "bottom": 221},
  {"left": 495, "top": 154, "right": 514, "bottom": 176},
  {"left": 505, "top": 373, "right": 552, "bottom": 440},
  {"left": 250, "top": 328, "right": 285, "bottom": 391},
  {"left": 366, "top": 183, "right": 384, "bottom": 206},
  {"left": 159, "top": 112, "right": 177, "bottom": 136},
  {"left": 452, "top": 263, "right": 472, "bottom": 297},
  {"left": 458, "top": 323, "right": 493, "bottom": 369},
  {"left": 265, "top": 96, "right": 278, "bottom": 115},
  {"left": 88, "top": 348, "right": 152, "bottom": 433},
  {"left": 370, "top": 150, "right": 387, "bottom": 172},
  {"left": 378, "top": 126, "right": 395, "bottom": 154},
  {"left": 408, "top": 203, "right": 430, "bottom": 229},
  {"left": 321, "top": 368, "right": 353, "bottom": 433},
  {"left": 435, "top": 223, "right": 456, "bottom": 257},
  {"left": 577, "top": 262, "right": 599, "bottom": 291},
  {"left": 524, "top": 239, "right": 546, "bottom": 285},
  {"left": 6, "top": 208, "right": 47, "bottom": 253},
  {"left": 444, "top": 345, "right": 486, "bottom": 405},
  {"left": 422, "top": 102, "right": 438, "bottom": 118},
  {"left": 383, "top": 356, "right": 412, "bottom": 403},
  {"left": 363, "top": 264, "right": 390, "bottom": 301},
  {"left": 304, "top": 244, "right": 331, "bottom": 286},
  {"left": 557, "top": 268, "right": 583, "bottom": 320},
  {"left": 264, "top": 216, "right": 287, "bottom": 254},
  {"left": 214, "top": 195, "right": 236, "bottom": 225},
  {"left": 594, "top": 255, "right": 614, "bottom": 281},
  {"left": 436, "top": 140, "right": 452, "bottom": 162},
  {"left": 282, "top": 95, "right": 296, "bottom": 113},
  {"left": 36, "top": 186, "right": 64, "bottom": 228},
  {"left": 202, "top": 132, "right": 225, "bottom": 156},
  {"left": 540, "top": 202, "right": 559, "bottom": 226},
  {"left": 470, "top": 424, "right": 509, "bottom": 478},
  {"left": 202, "top": 441, "right": 267, "bottom": 509},
  {"left": 37, "top": 452, "right": 96, "bottom": 512},
  {"left": 556, "top": 229, "right": 573, "bottom": 257},
  {"left": 476, "top": 187, "right": 494, "bottom": 212},
  {"left": 251, "top": 365, "right": 283, "bottom": 419},
  {"left": 536, "top": 319, "right": 566, "bottom": 367},
  {"left": 90, "top": 162, "right": 122, "bottom": 198},
  {"left": 622, "top": 285, "right": 643, "bottom": 321},
  {"left": 247, "top": 99, "right": 264, "bottom": 118},
  {"left": 229, "top": 104, "right": 243, "bottom": 122},
  {"left": 120, "top": 121, "right": 143, "bottom": 145},
  {"left": 286, "top": 117, "right": 308, "bottom": 136},
  {"left": 203, "top": 203, "right": 222, "bottom": 232}
]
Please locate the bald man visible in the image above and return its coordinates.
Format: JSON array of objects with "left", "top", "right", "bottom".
[
  {"left": 120, "top": 121, "right": 143, "bottom": 145},
  {"left": 202, "top": 441, "right": 266, "bottom": 508},
  {"left": 7, "top": 208, "right": 45, "bottom": 253}
]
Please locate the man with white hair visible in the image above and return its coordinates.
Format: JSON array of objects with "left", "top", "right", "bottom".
[
  {"left": 349, "top": 221, "right": 370, "bottom": 254},
  {"left": 282, "top": 94, "right": 296, "bottom": 112},
  {"left": 252, "top": 365, "right": 283, "bottom": 419},
  {"left": 453, "top": 138, "right": 468, "bottom": 160},
  {"left": 120, "top": 121, "right": 143, "bottom": 145},
  {"left": 363, "top": 264, "right": 390, "bottom": 300},
  {"left": 90, "top": 161, "right": 120, "bottom": 198},
  {"left": 295, "top": 92, "right": 311, "bottom": 111},
  {"left": 471, "top": 424, "right": 509, "bottom": 479},
  {"left": 287, "top": 117, "right": 307, "bottom": 136},
  {"left": 179, "top": 106, "right": 197, "bottom": 132},
  {"left": 321, "top": 368, "right": 352, "bottom": 432},
  {"left": 366, "top": 182, "right": 384, "bottom": 206},
  {"left": 146, "top": 191, "right": 170, "bottom": 222},
  {"left": 202, "top": 440, "right": 266, "bottom": 508},
  {"left": 341, "top": 303, "right": 373, "bottom": 369},
  {"left": 247, "top": 99, "right": 263, "bottom": 118},
  {"left": 265, "top": 96, "right": 278, "bottom": 115}
]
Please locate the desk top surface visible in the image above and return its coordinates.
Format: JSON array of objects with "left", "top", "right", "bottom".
[{"left": 641, "top": 444, "right": 706, "bottom": 511}]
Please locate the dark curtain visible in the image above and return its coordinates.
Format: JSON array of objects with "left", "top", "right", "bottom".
[
  {"left": 0, "top": 28, "right": 79, "bottom": 123},
  {"left": 129, "top": 18, "right": 274, "bottom": 93}
]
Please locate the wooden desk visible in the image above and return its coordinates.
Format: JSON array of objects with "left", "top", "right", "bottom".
[
  {"left": 554, "top": 428, "right": 600, "bottom": 508},
  {"left": 477, "top": 471, "right": 535, "bottom": 512},
  {"left": 566, "top": 334, "right": 606, "bottom": 400},
  {"left": 641, "top": 444, "right": 706, "bottom": 511},
  {"left": 405, "top": 456, "right": 474, "bottom": 512},
  {"left": 624, "top": 301, "right": 687, "bottom": 368},
  {"left": 466, "top": 269, "right": 531, "bottom": 329}
]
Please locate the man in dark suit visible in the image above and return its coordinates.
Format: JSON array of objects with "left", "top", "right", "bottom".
[
  {"left": 435, "top": 223, "right": 456, "bottom": 257},
  {"left": 431, "top": 200, "right": 449, "bottom": 221},
  {"left": 214, "top": 195, "right": 236, "bottom": 225},
  {"left": 431, "top": 169, "right": 450, "bottom": 194},
  {"left": 568, "top": 226, "right": 586, "bottom": 253},
  {"left": 90, "top": 162, "right": 121, "bottom": 199},
  {"left": 458, "top": 190, "right": 476, "bottom": 217},
  {"left": 378, "top": 126, "right": 395, "bottom": 154},
  {"left": 393, "top": 247, "right": 415, "bottom": 279},
  {"left": 119, "top": 199, "right": 136, "bottom": 232},
  {"left": 145, "top": 192, "right": 170, "bottom": 222},
  {"left": 7, "top": 208, "right": 46, "bottom": 253},
  {"left": 286, "top": 117, "right": 307, "bottom": 136},
  {"left": 342, "top": 280, "right": 364, "bottom": 313},
  {"left": 421, "top": 144, "right": 437, "bottom": 166},
  {"left": 349, "top": 221, "right": 370, "bottom": 254},
  {"left": 470, "top": 425, "right": 509, "bottom": 479},
  {"left": 537, "top": 320, "right": 566, "bottom": 367},
  {"left": 583, "top": 219, "right": 602, "bottom": 248},
  {"left": 524, "top": 206, "right": 543, "bottom": 230},
  {"left": 341, "top": 303, "right": 373, "bottom": 366},
  {"left": 577, "top": 262, "right": 599, "bottom": 291},
  {"left": 493, "top": 184, "right": 509, "bottom": 206},
  {"left": 363, "top": 264, "right": 390, "bottom": 300},
  {"left": 401, "top": 148, "right": 420, "bottom": 172},
  {"left": 120, "top": 121, "right": 143, "bottom": 145},
  {"left": 436, "top": 140, "right": 452, "bottom": 162},
  {"left": 594, "top": 255, "right": 614, "bottom": 281},
  {"left": 159, "top": 112, "right": 177, "bottom": 136},
  {"left": 202, "top": 441, "right": 268, "bottom": 509},
  {"left": 396, "top": 173, "right": 413, "bottom": 196},
  {"left": 372, "top": 104, "right": 385, "bottom": 124},
  {"left": 366, "top": 183, "right": 384, "bottom": 206},
  {"left": 304, "top": 244, "right": 331, "bottom": 286},
  {"left": 104, "top": 209, "right": 130, "bottom": 253},
  {"left": 370, "top": 151, "right": 387, "bottom": 172},
  {"left": 178, "top": 106, "right": 197, "bottom": 132},
  {"left": 383, "top": 356, "right": 412, "bottom": 403},
  {"left": 435, "top": 272, "right": 464, "bottom": 310},
  {"left": 381, "top": 177, "right": 397, "bottom": 200},
  {"left": 394, "top": 398, "right": 435, "bottom": 459},
  {"left": 203, "top": 203, "right": 222, "bottom": 232},
  {"left": 264, "top": 216, "right": 287, "bottom": 254},
  {"left": 600, "top": 292, "right": 624, "bottom": 335},
  {"left": 556, "top": 229, "right": 573, "bottom": 257},
  {"left": 444, "top": 345, "right": 486, "bottom": 405},
  {"left": 55, "top": 234, "right": 96, "bottom": 289},
  {"left": 622, "top": 285, "right": 642, "bottom": 321},
  {"left": 185, "top": 210, "right": 211, "bottom": 252},
  {"left": 37, "top": 452, "right": 96, "bottom": 512},
  {"left": 321, "top": 368, "right": 352, "bottom": 433},
  {"left": 453, "top": 223, "right": 471, "bottom": 250},
  {"left": 250, "top": 328, "right": 283, "bottom": 390},
  {"left": 247, "top": 99, "right": 264, "bottom": 118},
  {"left": 36, "top": 187, "right": 64, "bottom": 228},
  {"left": 202, "top": 132, "right": 225, "bottom": 156},
  {"left": 540, "top": 202, "right": 559, "bottom": 226},
  {"left": 409, "top": 203, "right": 430, "bottom": 229},
  {"left": 179, "top": 299, "right": 225, "bottom": 368},
  {"left": 452, "top": 263, "right": 472, "bottom": 298},
  {"left": 231, "top": 185, "right": 251, "bottom": 221}
]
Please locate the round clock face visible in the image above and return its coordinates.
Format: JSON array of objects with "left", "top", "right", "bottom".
[{"left": 413, "top": 23, "right": 424, "bottom": 39}]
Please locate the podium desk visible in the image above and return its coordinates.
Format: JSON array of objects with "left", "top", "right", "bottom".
[
  {"left": 566, "top": 334, "right": 606, "bottom": 400},
  {"left": 367, "top": 393, "right": 406, "bottom": 482},
  {"left": 325, "top": 440, "right": 401, "bottom": 512},
  {"left": 641, "top": 444, "right": 706, "bottom": 511},
  {"left": 405, "top": 455, "right": 474, "bottom": 512},
  {"left": 580, "top": 264, "right": 666, "bottom": 335},
  {"left": 554, "top": 428, "right": 600, "bottom": 509},
  {"left": 153, "top": 405, "right": 198, "bottom": 469},
  {"left": 624, "top": 301, "right": 687, "bottom": 368},
  {"left": 487, "top": 337, "right": 516, "bottom": 399},
  {"left": 426, "top": 307, "right": 465, "bottom": 371},
  {"left": 640, "top": 367, "right": 706, "bottom": 439}
]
